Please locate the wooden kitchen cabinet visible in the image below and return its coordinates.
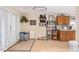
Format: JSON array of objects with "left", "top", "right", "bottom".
[
  {"left": 64, "top": 16, "right": 70, "bottom": 24},
  {"left": 59, "top": 31, "right": 66, "bottom": 41},
  {"left": 67, "top": 31, "right": 75, "bottom": 41},
  {"left": 59, "top": 31, "right": 75, "bottom": 41},
  {"left": 56, "top": 16, "right": 70, "bottom": 25}
]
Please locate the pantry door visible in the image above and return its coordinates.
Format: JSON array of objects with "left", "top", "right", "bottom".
[
  {"left": 5, "top": 12, "right": 12, "bottom": 47},
  {"left": 9, "top": 13, "right": 16, "bottom": 44},
  {"left": 5, "top": 12, "right": 16, "bottom": 46},
  {"left": 0, "top": 12, "right": 2, "bottom": 50},
  {"left": 5, "top": 12, "right": 10, "bottom": 47},
  {"left": 0, "top": 9, "right": 6, "bottom": 50}
]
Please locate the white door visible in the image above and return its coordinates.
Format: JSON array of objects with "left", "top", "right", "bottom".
[
  {"left": 5, "top": 12, "right": 12, "bottom": 47},
  {"left": 0, "top": 9, "right": 6, "bottom": 50},
  {"left": 0, "top": 14, "right": 1, "bottom": 50},
  {"left": 9, "top": 13, "right": 16, "bottom": 44},
  {"left": 5, "top": 12, "right": 16, "bottom": 47},
  {"left": 0, "top": 8, "right": 19, "bottom": 51},
  {"left": 5, "top": 11, "right": 9, "bottom": 47}
]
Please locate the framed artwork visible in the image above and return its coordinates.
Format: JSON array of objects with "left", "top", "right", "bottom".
[{"left": 30, "top": 20, "right": 36, "bottom": 25}]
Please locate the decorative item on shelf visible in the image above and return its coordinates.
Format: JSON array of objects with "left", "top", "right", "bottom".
[
  {"left": 20, "top": 16, "right": 28, "bottom": 23},
  {"left": 39, "top": 14, "right": 47, "bottom": 26}
]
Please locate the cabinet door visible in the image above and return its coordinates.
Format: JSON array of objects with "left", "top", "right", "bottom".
[
  {"left": 10, "top": 13, "right": 16, "bottom": 43},
  {"left": 64, "top": 16, "right": 69, "bottom": 25},
  {"left": 0, "top": 15, "right": 1, "bottom": 50},
  {"left": 60, "top": 31, "right": 66, "bottom": 41},
  {"left": 66, "top": 31, "right": 70, "bottom": 41},
  {"left": 0, "top": 9, "right": 6, "bottom": 50},
  {"left": 6, "top": 12, "right": 16, "bottom": 45},
  {"left": 72, "top": 31, "right": 75, "bottom": 40},
  {"left": 56, "top": 16, "right": 65, "bottom": 25},
  {"left": 56, "top": 16, "right": 70, "bottom": 25},
  {"left": 69, "top": 31, "right": 75, "bottom": 40},
  {"left": 66, "top": 31, "right": 75, "bottom": 41},
  {"left": 5, "top": 11, "right": 10, "bottom": 47}
]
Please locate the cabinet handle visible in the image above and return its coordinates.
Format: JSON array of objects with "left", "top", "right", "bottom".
[{"left": 10, "top": 26, "right": 11, "bottom": 31}]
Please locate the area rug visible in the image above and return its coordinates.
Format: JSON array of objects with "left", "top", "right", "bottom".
[{"left": 6, "top": 39, "right": 35, "bottom": 52}]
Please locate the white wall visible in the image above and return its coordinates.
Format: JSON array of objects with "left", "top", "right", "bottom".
[
  {"left": 75, "top": 7, "right": 79, "bottom": 41},
  {"left": 21, "top": 12, "right": 47, "bottom": 39}
]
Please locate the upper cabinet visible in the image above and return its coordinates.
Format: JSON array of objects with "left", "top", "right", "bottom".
[{"left": 56, "top": 16, "right": 70, "bottom": 25}]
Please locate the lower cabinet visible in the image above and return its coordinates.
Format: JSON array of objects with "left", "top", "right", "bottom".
[{"left": 59, "top": 31, "right": 75, "bottom": 41}]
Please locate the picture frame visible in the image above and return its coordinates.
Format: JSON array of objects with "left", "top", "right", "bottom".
[{"left": 30, "top": 20, "right": 36, "bottom": 25}]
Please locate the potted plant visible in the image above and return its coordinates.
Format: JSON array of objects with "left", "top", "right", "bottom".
[{"left": 20, "top": 16, "right": 28, "bottom": 23}]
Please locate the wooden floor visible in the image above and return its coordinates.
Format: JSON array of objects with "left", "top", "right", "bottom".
[
  {"left": 31, "top": 40, "right": 71, "bottom": 52},
  {"left": 6, "top": 39, "right": 35, "bottom": 52},
  {"left": 6, "top": 39, "right": 71, "bottom": 52}
]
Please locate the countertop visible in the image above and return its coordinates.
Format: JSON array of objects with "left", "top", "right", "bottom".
[{"left": 58, "top": 29, "right": 75, "bottom": 31}]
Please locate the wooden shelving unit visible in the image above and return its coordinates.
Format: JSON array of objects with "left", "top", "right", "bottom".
[
  {"left": 46, "top": 20, "right": 57, "bottom": 40},
  {"left": 52, "top": 31, "right": 58, "bottom": 40}
]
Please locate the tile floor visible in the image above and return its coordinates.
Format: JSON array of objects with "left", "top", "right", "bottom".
[{"left": 6, "top": 39, "right": 71, "bottom": 52}]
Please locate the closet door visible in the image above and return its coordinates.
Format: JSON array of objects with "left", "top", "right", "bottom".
[
  {"left": 5, "top": 12, "right": 11, "bottom": 47},
  {"left": 10, "top": 13, "right": 16, "bottom": 44},
  {"left": 0, "top": 9, "right": 6, "bottom": 50},
  {"left": 5, "top": 12, "right": 16, "bottom": 46},
  {"left": 5, "top": 11, "right": 8, "bottom": 47},
  {"left": 0, "top": 12, "right": 1, "bottom": 50},
  {"left": 5, "top": 11, "right": 16, "bottom": 48},
  {"left": 0, "top": 8, "right": 19, "bottom": 51}
]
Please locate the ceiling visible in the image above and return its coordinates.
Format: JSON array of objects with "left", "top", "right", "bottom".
[{"left": 8, "top": 6, "right": 76, "bottom": 15}]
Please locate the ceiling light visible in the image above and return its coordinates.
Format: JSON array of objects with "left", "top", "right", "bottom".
[{"left": 33, "top": 7, "right": 47, "bottom": 11}]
